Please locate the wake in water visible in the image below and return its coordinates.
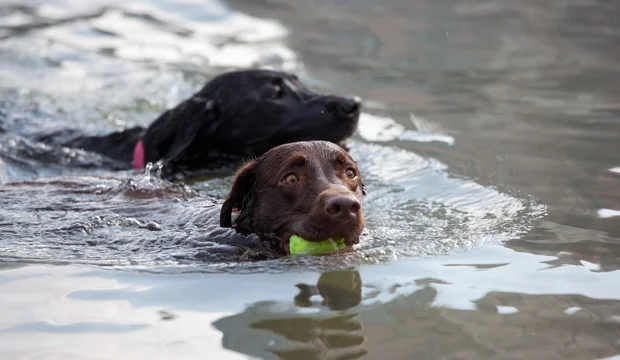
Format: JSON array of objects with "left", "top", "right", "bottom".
[
  {"left": 0, "top": 0, "right": 546, "bottom": 273},
  {"left": 0, "top": 138, "right": 546, "bottom": 273}
]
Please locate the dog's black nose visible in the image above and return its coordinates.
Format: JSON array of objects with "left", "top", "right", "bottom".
[
  {"left": 327, "top": 96, "right": 362, "bottom": 118},
  {"left": 324, "top": 193, "right": 361, "bottom": 220},
  {"left": 339, "top": 96, "right": 361, "bottom": 115}
]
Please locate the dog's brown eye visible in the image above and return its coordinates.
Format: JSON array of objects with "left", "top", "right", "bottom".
[
  {"left": 273, "top": 86, "right": 283, "bottom": 99},
  {"left": 283, "top": 173, "right": 298, "bottom": 185},
  {"left": 346, "top": 168, "right": 356, "bottom": 180}
]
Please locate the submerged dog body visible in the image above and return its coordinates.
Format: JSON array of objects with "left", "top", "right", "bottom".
[
  {"left": 220, "top": 140, "right": 366, "bottom": 255},
  {"left": 0, "top": 140, "right": 365, "bottom": 262},
  {"left": 36, "top": 70, "right": 361, "bottom": 175}
]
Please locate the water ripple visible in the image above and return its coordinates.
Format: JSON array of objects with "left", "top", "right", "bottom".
[
  {"left": 0, "top": 0, "right": 546, "bottom": 273},
  {"left": 0, "top": 139, "right": 545, "bottom": 273}
]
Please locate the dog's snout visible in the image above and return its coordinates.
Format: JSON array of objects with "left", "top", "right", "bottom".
[
  {"left": 340, "top": 96, "right": 361, "bottom": 115},
  {"left": 323, "top": 193, "right": 361, "bottom": 220},
  {"left": 326, "top": 96, "right": 362, "bottom": 118}
]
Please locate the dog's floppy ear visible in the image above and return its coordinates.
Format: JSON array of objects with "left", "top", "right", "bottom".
[
  {"left": 160, "top": 97, "right": 221, "bottom": 165},
  {"left": 220, "top": 159, "right": 259, "bottom": 230}
]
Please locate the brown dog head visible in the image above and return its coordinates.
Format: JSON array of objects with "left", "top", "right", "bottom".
[{"left": 220, "top": 141, "right": 365, "bottom": 254}]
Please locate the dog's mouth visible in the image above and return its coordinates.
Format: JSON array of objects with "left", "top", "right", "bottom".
[{"left": 279, "top": 230, "right": 360, "bottom": 256}]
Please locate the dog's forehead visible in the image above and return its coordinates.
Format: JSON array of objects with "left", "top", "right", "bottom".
[
  {"left": 246, "top": 70, "right": 297, "bottom": 85},
  {"left": 243, "top": 70, "right": 278, "bottom": 82},
  {"left": 261, "top": 141, "right": 352, "bottom": 169}
]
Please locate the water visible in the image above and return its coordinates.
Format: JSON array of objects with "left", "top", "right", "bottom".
[{"left": 0, "top": 0, "right": 619, "bottom": 359}]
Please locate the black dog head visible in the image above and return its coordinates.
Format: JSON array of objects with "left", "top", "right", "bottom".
[{"left": 142, "top": 70, "right": 361, "bottom": 172}]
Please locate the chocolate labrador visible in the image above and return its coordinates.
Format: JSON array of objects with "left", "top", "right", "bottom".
[{"left": 220, "top": 140, "right": 366, "bottom": 255}]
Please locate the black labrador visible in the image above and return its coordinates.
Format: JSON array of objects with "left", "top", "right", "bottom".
[{"left": 36, "top": 69, "right": 361, "bottom": 176}]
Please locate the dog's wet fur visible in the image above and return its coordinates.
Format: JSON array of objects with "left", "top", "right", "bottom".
[
  {"left": 220, "top": 140, "right": 365, "bottom": 255},
  {"left": 34, "top": 69, "right": 361, "bottom": 177}
]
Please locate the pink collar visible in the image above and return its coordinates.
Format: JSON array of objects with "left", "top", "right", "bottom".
[{"left": 132, "top": 140, "right": 145, "bottom": 169}]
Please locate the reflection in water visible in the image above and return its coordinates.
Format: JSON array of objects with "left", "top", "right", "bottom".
[
  {"left": 214, "top": 266, "right": 620, "bottom": 359},
  {"left": 507, "top": 220, "right": 620, "bottom": 273},
  {"left": 214, "top": 270, "right": 367, "bottom": 360},
  {"left": 0, "top": 0, "right": 620, "bottom": 358},
  {"left": 294, "top": 269, "right": 362, "bottom": 311},
  {"left": 360, "top": 290, "right": 620, "bottom": 360},
  {"left": 1, "top": 251, "right": 620, "bottom": 359}
]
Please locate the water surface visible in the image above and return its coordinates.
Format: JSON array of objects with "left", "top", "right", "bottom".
[{"left": 1, "top": 0, "right": 619, "bottom": 359}]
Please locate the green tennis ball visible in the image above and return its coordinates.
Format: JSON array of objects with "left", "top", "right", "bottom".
[{"left": 289, "top": 234, "right": 346, "bottom": 256}]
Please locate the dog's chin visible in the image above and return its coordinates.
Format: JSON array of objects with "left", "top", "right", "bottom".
[
  {"left": 292, "top": 113, "right": 359, "bottom": 145},
  {"left": 332, "top": 120, "right": 359, "bottom": 143}
]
